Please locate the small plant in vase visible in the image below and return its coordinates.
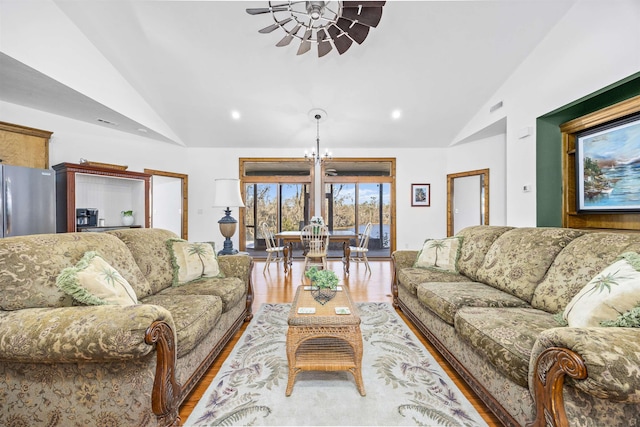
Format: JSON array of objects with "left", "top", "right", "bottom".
[
  {"left": 121, "top": 210, "right": 134, "bottom": 226},
  {"left": 310, "top": 216, "right": 325, "bottom": 233},
  {"left": 305, "top": 267, "right": 339, "bottom": 304}
]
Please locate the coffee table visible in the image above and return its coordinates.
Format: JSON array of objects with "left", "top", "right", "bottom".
[{"left": 285, "top": 285, "right": 365, "bottom": 396}]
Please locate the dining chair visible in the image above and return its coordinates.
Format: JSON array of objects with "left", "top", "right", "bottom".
[
  {"left": 349, "top": 222, "right": 372, "bottom": 273},
  {"left": 261, "top": 222, "right": 285, "bottom": 273},
  {"left": 300, "top": 224, "right": 329, "bottom": 280}
]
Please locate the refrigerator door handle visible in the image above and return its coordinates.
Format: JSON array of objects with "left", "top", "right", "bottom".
[{"left": 5, "top": 177, "right": 11, "bottom": 235}]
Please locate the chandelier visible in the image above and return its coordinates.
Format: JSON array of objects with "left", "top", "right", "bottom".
[
  {"left": 246, "top": 1, "right": 386, "bottom": 57},
  {"left": 305, "top": 109, "right": 332, "bottom": 164}
]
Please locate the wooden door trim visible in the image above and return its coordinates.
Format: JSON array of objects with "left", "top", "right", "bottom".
[{"left": 145, "top": 169, "right": 189, "bottom": 239}]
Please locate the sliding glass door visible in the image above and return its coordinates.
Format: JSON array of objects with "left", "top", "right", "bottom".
[
  {"left": 244, "top": 183, "right": 309, "bottom": 250},
  {"left": 324, "top": 182, "right": 391, "bottom": 254}
]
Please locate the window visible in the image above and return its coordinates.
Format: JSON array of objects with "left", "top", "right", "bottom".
[
  {"left": 244, "top": 183, "right": 309, "bottom": 250},
  {"left": 239, "top": 157, "right": 396, "bottom": 257},
  {"left": 321, "top": 158, "right": 395, "bottom": 257},
  {"left": 325, "top": 182, "right": 391, "bottom": 253}
]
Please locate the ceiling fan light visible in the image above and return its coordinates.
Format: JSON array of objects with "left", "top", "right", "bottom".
[{"left": 306, "top": 1, "right": 325, "bottom": 20}]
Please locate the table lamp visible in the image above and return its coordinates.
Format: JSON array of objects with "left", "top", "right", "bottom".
[{"left": 213, "top": 178, "right": 245, "bottom": 255}]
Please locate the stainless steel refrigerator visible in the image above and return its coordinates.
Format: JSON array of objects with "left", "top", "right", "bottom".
[{"left": 1, "top": 164, "right": 56, "bottom": 237}]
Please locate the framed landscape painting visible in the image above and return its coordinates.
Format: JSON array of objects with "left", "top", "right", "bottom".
[
  {"left": 576, "top": 112, "right": 640, "bottom": 213},
  {"left": 411, "top": 184, "right": 430, "bottom": 207}
]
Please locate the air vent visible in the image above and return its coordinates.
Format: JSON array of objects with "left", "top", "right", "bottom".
[
  {"left": 97, "top": 118, "right": 117, "bottom": 126},
  {"left": 489, "top": 101, "right": 503, "bottom": 113}
]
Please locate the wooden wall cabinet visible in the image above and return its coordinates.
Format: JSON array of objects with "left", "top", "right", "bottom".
[
  {"left": 0, "top": 121, "right": 52, "bottom": 169},
  {"left": 53, "top": 163, "right": 151, "bottom": 232}
]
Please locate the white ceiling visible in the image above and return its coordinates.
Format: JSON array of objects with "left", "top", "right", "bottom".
[{"left": 0, "top": 0, "right": 576, "bottom": 149}]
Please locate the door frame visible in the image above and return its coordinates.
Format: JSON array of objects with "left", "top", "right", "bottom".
[
  {"left": 446, "top": 168, "right": 490, "bottom": 236},
  {"left": 144, "top": 169, "right": 189, "bottom": 239}
]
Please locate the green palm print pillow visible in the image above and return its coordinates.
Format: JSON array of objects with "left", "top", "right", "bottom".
[
  {"left": 56, "top": 251, "right": 138, "bottom": 305},
  {"left": 563, "top": 252, "right": 640, "bottom": 327},
  {"left": 414, "top": 236, "right": 462, "bottom": 273},
  {"left": 167, "top": 239, "right": 224, "bottom": 286}
]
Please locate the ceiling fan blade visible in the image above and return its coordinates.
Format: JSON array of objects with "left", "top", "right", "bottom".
[
  {"left": 333, "top": 35, "right": 353, "bottom": 55},
  {"left": 246, "top": 7, "right": 288, "bottom": 15},
  {"left": 343, "top": 1, "right": 386, "bottom": 7},
  {"left": 276, "top": 24, "right": 301, "bottom": 47},
  {"left": 341, "top": 6, "right": 383, "bottom": 27},
  {"left": 336, "top": 18, "right": 370, "bottom": 44},
  {"left": 297, "top": 29, "right": 312, "bottom": 55},
  {"left": 297, "top": 41, "right": 311, "bottom": 55},
  {"left": 316, "top": 29, "right": 333, "bottom": 57},
  {"left": 318, "top": 41, "right": 333, "bottom": 57},
  {"left": 258, "top": 17, "right": 293, "bottom": 34},
  {"left": 327, "top": 25, "right": 353, "bottom": 55},
  {"left": 276, "top": 34, "right": 294, "bottom": 47}
]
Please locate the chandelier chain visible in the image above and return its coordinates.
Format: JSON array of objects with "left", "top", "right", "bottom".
[{"left": 305, "top": 112, "right": 331, "bottom": 164}]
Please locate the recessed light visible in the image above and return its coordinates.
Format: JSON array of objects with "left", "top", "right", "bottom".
[
  {"left": 391, "top": 109, "right": 402, "bottom": 120},
  {"left": 231, "top": 110, "right": 241, "bottom": 120}
]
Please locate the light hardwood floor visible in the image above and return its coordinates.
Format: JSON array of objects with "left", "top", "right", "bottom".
[{"left": 179, "top": 258, "right": 501, "bottom": 426}]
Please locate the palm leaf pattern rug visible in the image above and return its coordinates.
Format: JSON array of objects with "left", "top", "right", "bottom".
[{"left": 185, "top": 302, "right": 488, "bottom": 426}]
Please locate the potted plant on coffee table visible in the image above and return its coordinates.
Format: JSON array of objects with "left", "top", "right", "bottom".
[{"left": 305, "top": 267, "right": 339, "bottom": 304}]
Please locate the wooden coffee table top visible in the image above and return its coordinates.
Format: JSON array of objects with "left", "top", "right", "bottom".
[{"left": 288, "top": 285, "right": 360, "bottom": 327}]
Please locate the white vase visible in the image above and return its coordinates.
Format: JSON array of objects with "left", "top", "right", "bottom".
[{"left": 121, "top": 214, "right": 134, "bottom": 226}]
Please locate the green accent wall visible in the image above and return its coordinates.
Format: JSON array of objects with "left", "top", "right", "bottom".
[{"left": 536, "top": 72, "right": 640, "bottom": 226}]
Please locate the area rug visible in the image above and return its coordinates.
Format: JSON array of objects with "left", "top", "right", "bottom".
[{"left": 185, "top": 302, "right": 489, "bottom": 426}]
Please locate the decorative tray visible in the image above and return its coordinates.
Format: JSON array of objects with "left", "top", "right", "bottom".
[{"left": 79, "top": 159, "right": 128, "bottom": 170}]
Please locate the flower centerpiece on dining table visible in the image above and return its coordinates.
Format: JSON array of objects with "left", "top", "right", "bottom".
[
  {"left": 305, "top": 266, "right": 339, "bottom": 305},
  {"left": 310, "top": 216, "right": 325, "bottom": 234}
]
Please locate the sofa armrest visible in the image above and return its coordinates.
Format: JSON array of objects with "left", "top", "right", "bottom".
[
  {"left": 530, "top": 327, "right": 640, "bottom": 403},
  {"left": 392, "top": 250, "right": 418, "bottom": 270},
  {"left": 0, "top": 304, "right": 175, "bottom": 363},
  {"left": 391, "top": 250, "right": 418, "bottom": 307},
  {"left": 218, "top": 254, "right": 254, "bottom": 321}
]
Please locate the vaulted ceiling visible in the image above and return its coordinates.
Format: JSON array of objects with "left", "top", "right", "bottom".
[{"left": 0, "top": 0, "right": 576, "bottom": 149}]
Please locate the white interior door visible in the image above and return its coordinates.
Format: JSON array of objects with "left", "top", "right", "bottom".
[
  {"left": 152, "top": 175, "right": 183, "bottom": 237},
  {"left": 453, "top": 175, "right": 482, "bottom": 235}
]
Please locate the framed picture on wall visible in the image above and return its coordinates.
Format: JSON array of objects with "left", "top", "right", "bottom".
[
  {"left": 411, "top": 183, "right": 430, "bottom": 206},
  {"left": 576, "top": 112, "right": 640, "bottom": 213}
]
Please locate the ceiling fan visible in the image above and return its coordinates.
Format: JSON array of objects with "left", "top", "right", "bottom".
[{"left": 246, "top": 1, "right": 386, "bottom": 57}]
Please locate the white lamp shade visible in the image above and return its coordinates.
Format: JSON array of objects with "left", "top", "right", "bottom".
[{"left": 213, "top": 178, "right": 245, "bottom": 208}]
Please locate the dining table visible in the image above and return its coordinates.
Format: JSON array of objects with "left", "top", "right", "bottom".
[{"left": 274, "top": 230, "right": 358, "bottom": 274}]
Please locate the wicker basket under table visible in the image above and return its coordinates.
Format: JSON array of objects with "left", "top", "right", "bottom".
[{"left": 286, "top": 285, "right": 365, "bottom": 396}]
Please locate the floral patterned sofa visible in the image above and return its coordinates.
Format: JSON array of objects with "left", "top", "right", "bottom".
[
  {"left": 0, "top": 228, "right": 253, "bottom": 427},
  {"left": 392, "top": 225, "right": 640, "bottom": 427}
]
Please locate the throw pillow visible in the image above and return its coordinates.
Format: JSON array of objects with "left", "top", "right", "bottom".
[
  {"left": 56, "top": 251, "right": 138, "bottom": 306},
  {"left": 601, "top": 306, "right": 640, "bottom": 327},
  {"left": 414, "top": 236, "right": 462, "bottom": 273},
  {"left": 167, "top": 239, "right": 224, "bottom": 286},
  {"left": 563, "top": 252, "right": 640, "bottom": 327}
]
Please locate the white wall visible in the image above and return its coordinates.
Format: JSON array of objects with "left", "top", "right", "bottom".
[
  {"left": 454, "top": 0, "right": 640, "bottom": 226},
  {"left": 1, "top": 101, "right": 188, "bottom": 173},
  {"left": 0, "top": 0, "right": 181, "bottom": 143},
  {"left": 447, "top": 133, "right": 507, "bottom": 227}
]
